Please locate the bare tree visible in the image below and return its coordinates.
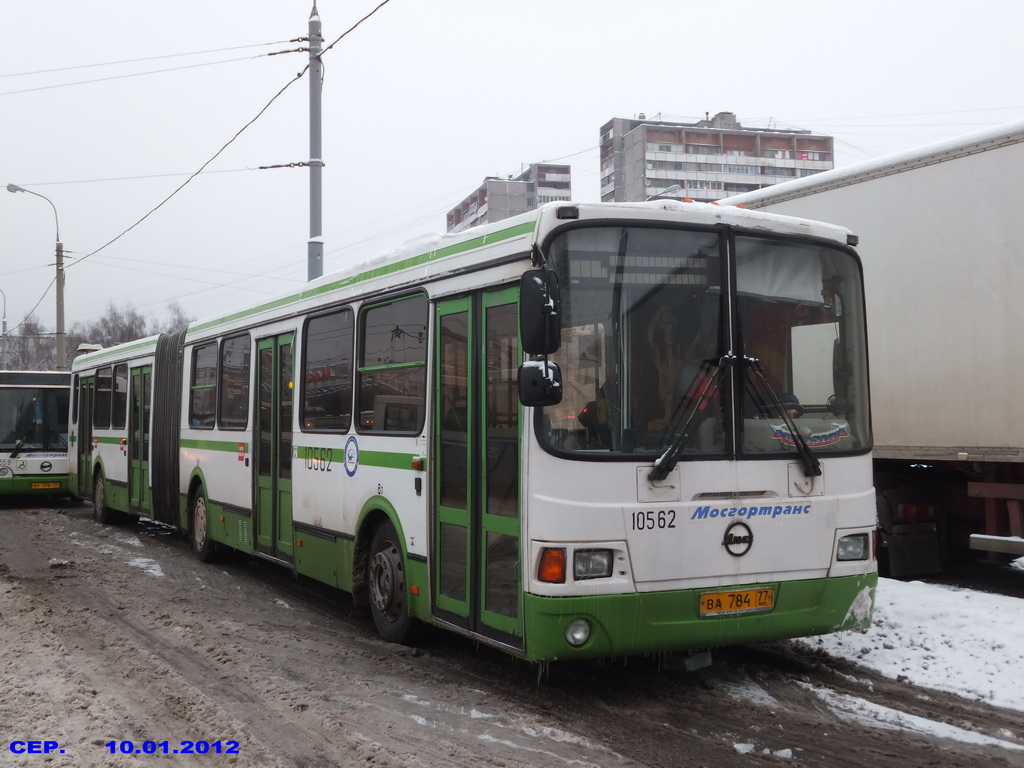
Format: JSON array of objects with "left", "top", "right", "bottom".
[
  {"left": 23, "top": 301, "right": 196, "bottom": 369},
  {"left": 67, "top": 302, "right": 149, "bottom": 359},
  {"left": 154, "top": 300, "right": 193, "bottom": 334},
  {"left": 5, "top": 314, "right": 55, "bottom": 371}
]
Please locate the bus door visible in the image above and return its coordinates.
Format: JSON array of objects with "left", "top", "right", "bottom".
[
  {"left": 128, "top": 366, "right": 152, "bottom": 514},
  {"left": 434, "top": 287, "right": 522, "bottom": 648},
  {"left": 254, "top": 333, "right": 294, "bottom": 562},
  {"left": 75, "top": 376, "right": 95, "bottom": 497}
]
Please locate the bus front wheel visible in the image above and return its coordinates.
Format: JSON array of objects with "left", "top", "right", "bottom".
[{"left": 368, "top": 520, "right": 416, "bottom": 644}]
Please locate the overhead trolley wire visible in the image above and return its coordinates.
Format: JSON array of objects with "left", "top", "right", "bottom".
[
  {"left": 0, "top": 55, "right": 289, "bottom": 97},
  {"left": 0, "top": 41, "right": 294, "bottom": 79},
  {"left": 68, "top": 69, "right": 307, "bottom": 269},
  {"left": 67, "top": 0, "right": 395, "bottom": 271},
  {"left": 5, "top": 277, "right": 57, "bottom": 336},
  {"left": 7, "top": 1, "right": 395, "bottom": 326}
]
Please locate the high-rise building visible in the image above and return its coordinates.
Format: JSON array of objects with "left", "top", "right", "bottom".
[
  {"left": 446, "top": 163, "right": 571, "bottom": 233},
  {"left": 599, "top": 112, "right": 834, "bottom": 203}
]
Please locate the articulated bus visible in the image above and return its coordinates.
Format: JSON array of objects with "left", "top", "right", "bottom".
[
  {"left": 69, "top": 201, "right": 876, "bottom": 662},
  {"left": 1, "top": 370, "right": 71, "bottom": 496}
]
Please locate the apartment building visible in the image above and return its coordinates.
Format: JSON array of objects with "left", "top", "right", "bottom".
[
  {"left": 446, "top": 163, "right": 571, "bottom": 233},
  {"left": 599, "top": 112, "right": 834, "bottom": 203}
]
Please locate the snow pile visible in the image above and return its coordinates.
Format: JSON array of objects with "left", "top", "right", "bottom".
[{"left": 799, "top": 576, "right": 1023, "bottom": 712}]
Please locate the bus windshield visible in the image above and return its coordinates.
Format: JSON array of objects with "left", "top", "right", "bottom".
[
  {"left": 538, "top": 224, "right": 870, "bottom": 460},
  {"left": 0, "top": 386, "right": 70, "bottom": 453}
]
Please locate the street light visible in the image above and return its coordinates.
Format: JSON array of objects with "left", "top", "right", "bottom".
[{"left": 6, "top": 183, "right": 66, "bottom": 371}]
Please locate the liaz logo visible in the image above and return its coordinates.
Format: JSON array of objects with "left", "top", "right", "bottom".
[
  {"left": 770, "top": 422, "right": 849, "bottom": 448},
  {"left": 723, "top": 522, "right": 753, "bottom": 556}
]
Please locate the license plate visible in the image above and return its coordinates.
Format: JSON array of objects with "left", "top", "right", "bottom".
[
  {"left": 31, "top": 482, "right": 61, "bottom": 490},
  {"left": 699, "top": 587, "right": 775, "bottom": 616}
]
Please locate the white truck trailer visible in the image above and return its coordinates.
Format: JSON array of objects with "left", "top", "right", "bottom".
[{"left": 724, "top": 121, "right": 1024, "bottom": 575}]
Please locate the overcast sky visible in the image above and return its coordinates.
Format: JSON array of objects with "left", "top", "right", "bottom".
[{"left": 3, "top": 0, "right": 1023, "bottom": 338}]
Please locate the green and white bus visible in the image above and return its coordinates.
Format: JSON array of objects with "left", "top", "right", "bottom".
[
  {"left": 1, "top": 370, "right": 71, "bottom": 496},
  {"left": 70, "top": 201, "right": 876, "bottom": 661}
]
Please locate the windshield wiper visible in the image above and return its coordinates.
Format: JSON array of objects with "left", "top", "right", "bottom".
[
  {"left": 744, "top": 356, "right": 821, "bottom": 478},
  {"left": 648, "top": 356, "right": 726, "bottom": 482},
  {"left": 8, "top": 436, "right": 27, "bottom": 459}
]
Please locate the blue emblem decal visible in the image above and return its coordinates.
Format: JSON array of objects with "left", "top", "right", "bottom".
[{"left": 344, "top": 436, "right": 359, "bottom": 477}]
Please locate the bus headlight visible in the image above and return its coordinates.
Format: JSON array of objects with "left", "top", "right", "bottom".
[
  {"left": 565, "top": 618, "right": 591, "bottom": 647},
  {"left": 574, "top": 549, "right": 613, "bottom": 580},
  {"left": 837, "top": 533, "right": 870, "bottom": 561}
]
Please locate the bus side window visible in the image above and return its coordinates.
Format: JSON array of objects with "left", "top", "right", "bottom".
[
  {"left": 301, "top": 309, "right": 353, "bottom": 432},
  {"left": 357, "top": 294, "right": 427, "bottom": 434},
  {"left": 189, "top": 343, "right": 218, "bottom": 429},
  {"left": 111, "top": 363, "right": 128, "bottom": 430},
  {"left": 94, "top": 367, "right": 113, "bottom": 429},
  {"left": 218, "top": 333, "right": 251, "bottom": 430}
]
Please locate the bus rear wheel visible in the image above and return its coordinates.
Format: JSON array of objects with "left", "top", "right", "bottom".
[
  {"left": 93, "top": 474, "right": 114, "bottom": 525},
  {"left": 191, "top": 486, "right": 216, "bottom": 563},
  {"left": 368, "top": 520, "right": 416, "bottom": 644}
]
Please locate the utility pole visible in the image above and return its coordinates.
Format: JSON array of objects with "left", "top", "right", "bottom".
[
  {"left": 55, "top": 240, "right": 66, "bottom": 370},
  {"left": 307, "top": 2, "right": 324, "bottom": 281},
  {"left": 0, "top": 287, "right": 7, "bottom": 370}
]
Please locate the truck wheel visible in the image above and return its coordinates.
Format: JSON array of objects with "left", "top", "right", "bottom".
[
  {"left": 368, "top": 520, "right": 417, "bottom": 644},
  {"left": 93, "top": 474, "right": 114, "bottom": 525},
  {"left": 191, "top": 486, "right": 216, "bottom": 563}
]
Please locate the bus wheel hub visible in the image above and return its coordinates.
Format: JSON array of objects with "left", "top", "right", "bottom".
[{"left": 371, "top": 545, "right": 403, "bottom": 618}]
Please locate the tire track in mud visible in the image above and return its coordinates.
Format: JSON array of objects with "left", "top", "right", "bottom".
[
  {"left": 145, "top": 513, "right": 1024, "bottom": 768},
  {"left": 3, "top": 503, "right": 1022, "bottom": 768},
  {"left": 0, "top": 509, "right": 323, "bottom": 766},
  {"left": 1, "top": 506, "right": 636, "bottom": 767},
  {"left": 248, "top": 557, "right": 1024, "bottom": 768}
]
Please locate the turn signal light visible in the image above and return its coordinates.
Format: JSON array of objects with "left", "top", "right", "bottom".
[
  {"left": 897, "top": 503, "right": 934, "bottom": 522},
  {"left": 538, "top": 547, "right": 567, "bottom": 583}
]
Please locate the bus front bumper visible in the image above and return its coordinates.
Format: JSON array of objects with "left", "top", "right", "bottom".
[{"left": 521, "top": 573, "right": 877, "bottom": 662}]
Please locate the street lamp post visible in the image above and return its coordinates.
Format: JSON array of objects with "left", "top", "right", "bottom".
[{"left": 6, "top": 183, "right": 66, "bottom": 371}]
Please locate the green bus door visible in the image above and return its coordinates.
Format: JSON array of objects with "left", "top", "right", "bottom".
[
  {"left": 129, "top": 366, "right": 152, "bottom": 515},
  {"left": 434, "top": 288, "right": 522, "bottom": 648},
  {"left": 255, "top": 334, "right": 294, "bottom": 562},
  {"left": 75, "top": 376, "right": 94, "bottom": 498}
]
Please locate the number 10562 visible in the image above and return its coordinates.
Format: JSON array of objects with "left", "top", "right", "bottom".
[{"left": 631, "top": 510, "right": 676, "bottom": 530}]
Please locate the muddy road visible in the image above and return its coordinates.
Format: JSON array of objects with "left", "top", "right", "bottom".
[{"left": 1, "top": 501, "right": 1021, "bottom": 768}]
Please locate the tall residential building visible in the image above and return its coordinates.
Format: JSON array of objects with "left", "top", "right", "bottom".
[
  {"left": 599, "top": 112, "right": 834, "bottom": 203},
  {"left": 446, "top": 163, "right": 571, "bottom": 233}
]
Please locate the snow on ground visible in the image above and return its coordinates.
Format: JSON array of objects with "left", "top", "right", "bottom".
[
  {"left": 797, "top": 567, "right": 1024, "bottom": 713},
  {"left": 799, "top": 683, "right": 1024, "bottom": 752}
]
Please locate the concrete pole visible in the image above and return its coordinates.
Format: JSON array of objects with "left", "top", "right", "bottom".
[
  {"left": 55, "top": 241, "right": 66, "bottom": 370},
  {"left": 307, "top": 2, "right": 324, "bottom": 282},
  {"left": 0, "top": 287, "right": 7, "bottom": 371}
]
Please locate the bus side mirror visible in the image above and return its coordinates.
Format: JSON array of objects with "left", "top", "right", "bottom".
[
  {"left": 518, "top": 361, "right": 562, "bottom": 407},
  {"left": 519, "top": 270, "right": 561, "bottom": 355}
]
